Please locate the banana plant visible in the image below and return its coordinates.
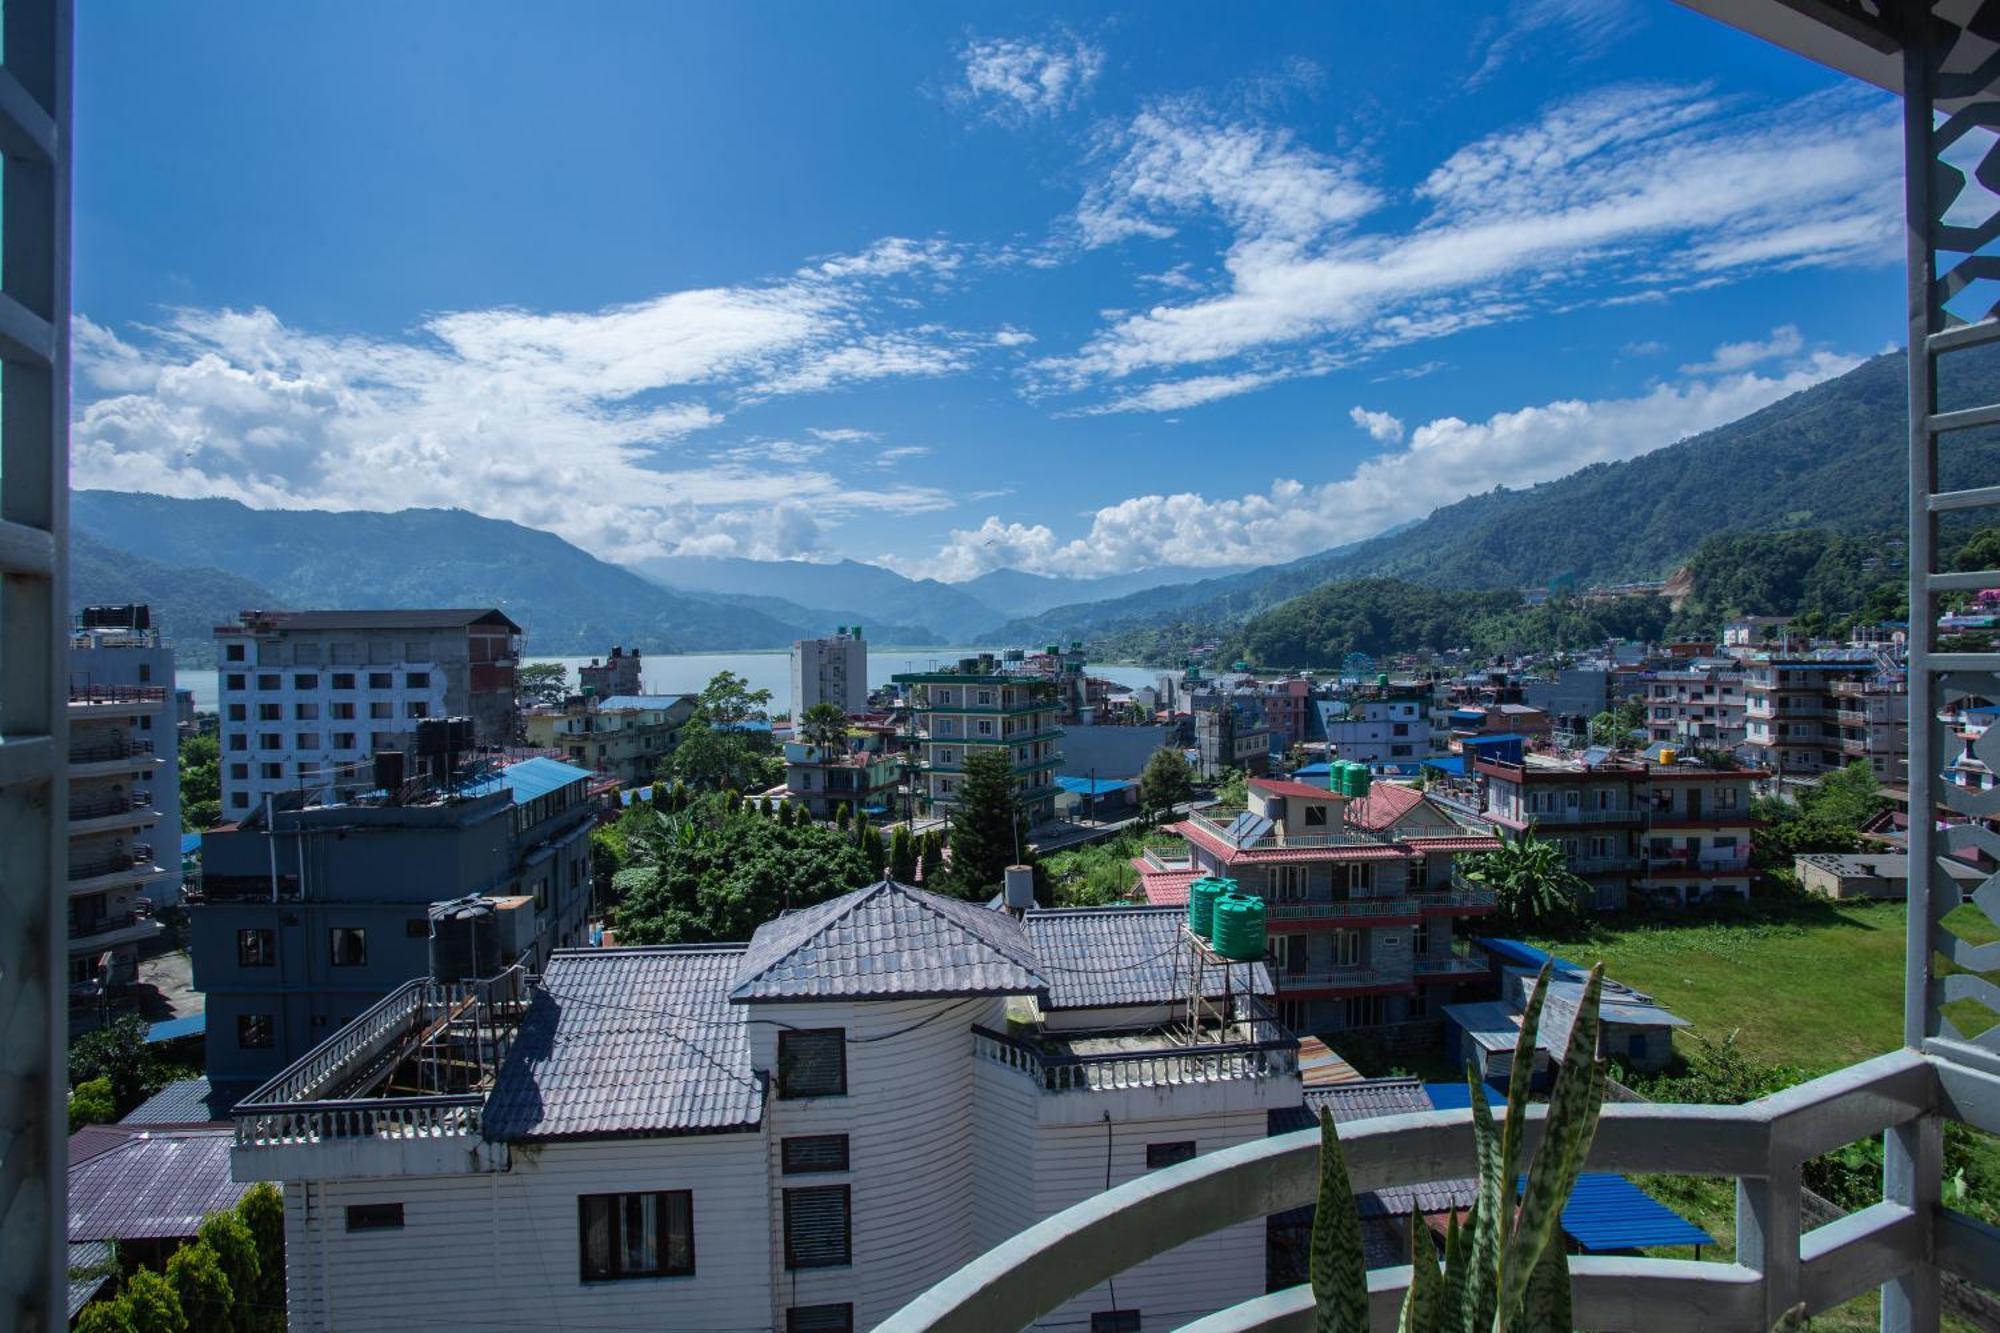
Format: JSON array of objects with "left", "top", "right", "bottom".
[{"left": 1310, "top": 961, "right": 1607, "bottom": 1333}]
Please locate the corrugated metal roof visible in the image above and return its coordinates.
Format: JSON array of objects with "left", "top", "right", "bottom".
[
  {"left": 1055, "top": 776, "right": 1135, "bottom": 796},
  {"left": 231, "top": 608, "right": 521, "bottom": 632},
  {"left": 1545, "top": 1173, "right": 1716, "bottom": 1252},
  {"left": 119, "top": 1077, "right": 221, "bottom": 1126},
  {"left": 497, "top": 756, "right": 594, "bottom": 804},
  {"left": 1022, "top": 905, "right": 1272, "bottom": 1010},
  {"left": 68, "top": 1242, "right": 114, "bottom": 1318},
  {"left": 729, "top": 879, "right": 1047, "bottom": 1003},
  {"left": 67, "top": 1131, "right": 247, "bottom": 1242},
  {"left": 66, "top": 1126, "right": 133, "bottom": 1167},
  {"left": 485, "top": 947, "right": 763, "bottom": 1141},
  {"left": 145, "top": 1013, "right": 206, "bottom": 1044}
]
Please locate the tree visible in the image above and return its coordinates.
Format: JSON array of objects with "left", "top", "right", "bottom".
[
  {"left": 164, "top": 1243, "right": 232, "bottom": 1333},
  {"left": 694, "top": 669, "right": 772, "bottom": 726},
  {"left": 69, "top": 1076, "right": 116, "bottom": 1131},
  {"left": 1138, "top": 747, "right": 1195, "bottom": 817},
  {"left": 197, "top": 1212, "right": 261, "bottom": 1333},
  {"left": 797, "top": 702, "right": 849, "bottom": 758},
  {"left": 516, "top": 661, "right": 569, "bottom": 708},
  {"left": 70, "top": 1015, "right": 179, "bottom": 1116},
  {"left": 1586, "top": 710, "right": 1621, "bottom": 748},
  {"left": 74, "top": 1300, "right": 138, "bottom": 1333},
  {"left": 1462, "top": 830, "right": 1588, "bottom": 933},
  {"left": 664, "top": 719, "right": 778, "bottom": 793},
  {"left": 120, "top": 1271, "right": 186, "bottom": 1333},
  {"left": 180, "top": 734, "right": 220, "bottom": 831},
  {"left": 861, "top": 824, "right": 887, "bottom": 879},
  {"left": 235, "top": 1183, "right": 286, "bottom": 1332},
  {"left": 942, "top": 748, "right": 1025, "bottom": 900},
  {"left": 889, "top": 824, "right": 917, "bottom": 882},
  {"left": 1215, "top": 766, "right": 1248, "bottom": 807}
]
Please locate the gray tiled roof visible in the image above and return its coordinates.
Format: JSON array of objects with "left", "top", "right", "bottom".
[
  {"left": 1270, "top": 1081, "right": 1481, "bottom": 1225},
  {"left": 119, "top": 1076, "right": 222, "bottom": 1126},
  {"left": 67, "top": 1130, "right": 247, "bottom": 1242},
  {"left": 1022, "top": 905, "right": 1275, "bottom": 1010},
  {"left": 68, "top": 1242, "right": 114, "bottom": 1319},
  {"left": 485, "top": 947, "right": 763, "bottom": 1141},
  {"left": 729, "top": 879, "right": 1046, "bottom": 1003}
]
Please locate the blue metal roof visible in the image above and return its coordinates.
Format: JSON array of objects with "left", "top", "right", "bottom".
[
  {"left": 1056, "top": 776, "right": 1135, "bottom": 796},
  {"left": 179, "top": 832, "right": 202, "bottom": 856},
  {"left": 145, "top": 1013, "right": 205, "bottom": 1044},
  {"left": 1475, "top": 937, "right": 1591, "bottom": 981},
  {"left": 1421, "top": 755, "right": 1465, "bottom": 775},
  {"left": 497, "top": 756, "right": 594, "bottom": 804},
  {"left": 1294, "top": 761, "right": 1333, "bottom": 777},
  {"left": 1462, "top": 733, "right": 1529, "bottom": 746},
  {"left": 1423, "top": 1080, "right": 1504, "bottom": 1110},
  {"left": 1537, "top": 1173, "right": 1716, "bottom": 1252}
]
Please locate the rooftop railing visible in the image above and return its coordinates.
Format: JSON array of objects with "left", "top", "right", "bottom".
[
  {"left": 1185, "top": 808, "right": 1392, "bottom": 851},
  {"left": 67, "top": 683, "right": 168, "bottom": 704},
  {"left": 971, "top": 1009, "right": 1297, "bottom": 1094},
  {"left": 66, "top": 737, "right": 154, "bottom": 764},
  {"left": 881, "top": 1049, "right": 1997, "bottom": 1333}
]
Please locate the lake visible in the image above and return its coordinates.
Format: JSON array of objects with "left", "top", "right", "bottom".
[{"left": 176, "top": 647, "right": 1169, "bottom": 714}]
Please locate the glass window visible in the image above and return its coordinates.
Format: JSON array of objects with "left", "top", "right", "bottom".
[
  {"left": 1146, "top": 1141, "right": 1196, "bottom": 1170},
  {"left": 258, "top": 734, "right": 282, "bottom": 751},
  {"left": 329, "top": 928, "right": 367, "bottom": 967},
  {"left": 345, "top": 1203, "right": 403, "bottom": 1232},
  {"left": 368, "top": 672, "right": 393, "bottom": 689},
  {"left": 1092, "top": 1314, "right": 1142, "bottom": 1333},
  {"left": 332, "top": 673, "right": 356, "bottom": 690},
  {"left": 238, "top": 928, "right": 276, "bottom": 967},
  {"left": 578, "top": 1191, "right": 694, "bottom": 1281},
  {"left": 225, "top": 674, "right": 246, "bottom": 691},
  {"left": 296, "top": 733, "right": 320, "bottom": 750},
  {"left": 257, "top": 674, "right": 281, "bottom": 691},
  {"left": 777, "top": 1029, "right": 846, "bottom": 1098},
  {"left": 295, "top": 702, "right": 319, "bottom": 720},
  {"left": 406, "top": 701, "right": 429, "bottom": 719},
  {"left": 406, "top": 672, "right": 430, "bottom": 689},
  {"left": 1303, "top": 805, "right": 1328, "bottom": 827},
  {"left": 229, "top": 764, "right": 248, "bottom": 780},
  {"left": 330, "top": 702, "right": 355, "bottom": 719},
  {"left": 781, "top": 1134, "right": 850, "bottom": 1175},
  {"left": 237, "top": 1014, "right": 274, "bottom": 1048},
  {"left": 258, "top": 703, "right": 281, "bottom": 721},
  {"left": 783, "top": 1186, "right": 851, "bottom": 1270},
  {"left": 294, "top": 674, "right": 319, "bottom": 691},
  {"left": 225, "top": 643, "right": 246, "bottom": 662}
]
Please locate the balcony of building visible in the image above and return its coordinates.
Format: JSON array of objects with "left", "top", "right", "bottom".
[
  {"left": 1412, "top": 951, "right": 1489, "bottom": 983},
  {"left": 66, "top": 845, "right": 170, "bottom": 896},
  {"left": 66, "top": 906, "right": 165, "bottom": 956},
  {"left": 65, "top": 736, "right": 160, "bottom": 778},
  {"left": 1269, "top": 961, "right": 1412, "bottom": 995},
  {"left": 1264, "top": 895, "right": 1421, "bottom": 927},
  {"left": 65, "top": 790, "right": 158, "bottom": 835},
  {"left": 1185, "top": 806, "right": 1394, "bottom": 851},
  {"left": 230, "top": 967, "right": 529, "bottom": 1183},
  {"left": 971, "top": 994, "right": 1297, "bottom": 1102}
]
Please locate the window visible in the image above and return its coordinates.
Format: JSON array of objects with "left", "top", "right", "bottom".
[
  {"left": 783, "top": 1186, "right": 851, "bottom": 1270},
  {"left": 1333, "top": 929, "right": 1362, "bottom": 966},
  {"left": 229, "top": 763, "right": 248, "bottom": 781},
  {"left": 329, "top": 928, "right": 368, "bottom": 967},
  {"left": 1332, "top": 863, "right": 1372, "bottom": 896},
  {"left": 1408, "top": 988, "right": 1430, "bottom": 1018},
  {"left": 225, "top": 673, "right": 246, "bottom": 692},
  {"left": 368, "top": 672, "right": 393, "bottom": 689},
  {"left": 227, "top": 703, "right": 246, "bottom": 721},
  {"left": 1302, "top": 804, "right": 1328, "bottom": 827},
  {"left": 778, "top": 1029, "right": 846, "bottom": 1098},
  {"left": 294, "top": 674, "right": 319, "bottom": 691},
  {"left": 228, "top": 734, "right": 248, "bottom": 752},
  {"left": 226, "top": 643, "right": 246, "bottom": 662},
  {"left": 1413, "top": 920, "right": 1431, "bottom": 955},
  {"left": 787, "top": 1304, "right": 855, "bottom": 1333},
  {"left": 782, "top": 1134, "right": 851, "bottom": 1174},
  {"left": 1344, "top": 995, "right": 1386, "bottom": 1027},
  {"left": 258, "top": 733, "right": 282, "bottom": 751},
  {"left": 406, "top": 701, "right": 429, "bottom": 719},
  {"left": 578, "top": 1191, "right": 695, "bottom": 1281},
  {"left": 297, "top": 733, "right": 320, "bottom": 750},
  {"left": 345, "top": 1203, "right": 403, "bottom": 1232},
  {"left": 369, "top": 701, "right": 393, "bottom": 719},
  {"left": 238, "top": 928, "right": 276, "bottom": 967},
  {"left": 231, "top": 792, "right": 251, "bottom": 809},
  {"left": 1146, "top": 1141, "right": 1196, "bottom": 1170},
  {"left": 259, "top": 763, "right": 282, "bottom": 780},
  {"left": 1092, "top": 1313, "right": 1143, "bottom": 1333},
  {"left": 295, "top": 702, "right": 319, "bottom": 720},
  {"left": 136, "top": 662, "right": 151, "bottom": 683},
  {"left": 330, "top": 702, "right": 355, "bottom": 720},
  {"left": 237, "top": 1014, "right": 274, "bottom": 1048},
  {"left": 257, "top": 703, "right": 282, "bottom": 721},
  {"left": 1392, "top": 722, "right": 1409, "bottom": 736},
  {"left": 406, "top": 672, "right": 430, "bottom": 689},
  {"left": 257, "top": 673, "right": 281, "bottom": 691},
  {"left": 1270, "top": 865, "right": 1309, "bottom": 902},
  {"left": 332, "top": 673, "right": 356, "bottom": 690}
]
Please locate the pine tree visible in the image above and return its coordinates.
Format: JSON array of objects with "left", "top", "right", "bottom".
[
  {"left": 889, "top": 824, "right": 917, "bottom": 882},
  {"left": 943, "top": 748, "right": 1024, "bottom": 899}
]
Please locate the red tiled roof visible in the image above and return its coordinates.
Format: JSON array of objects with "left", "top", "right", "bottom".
[
  {"left": 1135, "top": 861, "right": 1201, "bottom": 906},
  {"left": 1248, "top": 777, "right": 1344, "bottom": 801},
  {"left": 1403, "top": 836, "right": 1504, "bottom": 852},
  {"left": 1345, "top": 783, "right": 1426, "bottom": 831}
]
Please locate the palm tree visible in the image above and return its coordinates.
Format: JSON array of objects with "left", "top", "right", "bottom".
[
  {"left": 798, "top": 703, "right": 850, "bottom": 760},
  {"left": 1463, "top": 828, "right": 1588, "bottom": 933}
]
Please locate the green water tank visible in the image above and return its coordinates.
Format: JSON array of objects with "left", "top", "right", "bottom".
[
  {"left": 1211, "top": 893, "right": 1268, "bottom": 962},
  {"left": 1187, "top": 877, "right": 1232, "bottom": 939},
  {"left": 1332, "top": 761, "right": 1357, "bottom": 796},
  {"left": 1377, "top": 672, "right": 1390, "bottom": 689},
  {"left": 1351, "top": 765, "right": 1372, "bottom": 800}
]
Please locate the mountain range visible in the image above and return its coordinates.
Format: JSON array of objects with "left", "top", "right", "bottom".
[{"left": 70, "top": 346, "right": 1962, "bottom": 669}]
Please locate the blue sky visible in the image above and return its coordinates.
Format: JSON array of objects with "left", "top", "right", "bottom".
[{"left": 71, "top": 1, "right": 1905, "bottom": 581}]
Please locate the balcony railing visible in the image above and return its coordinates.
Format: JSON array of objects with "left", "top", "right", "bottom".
[
  {"left": 1413, "top": 953, "right": 1488, "bottom": 979},
  {"left": 970, "top": 1017, "right": 1297, "bottom": 1093},
  {"left": 1266, "top": 896, "right": 1418, "bottom": 922},
  {"left": 67, "top": 738, "right": 154, "bottom": 764},
  {"left": 67, "top": 845, "right": 155, "bottom": 882},
  {"left": 1645, "top": 850, "right": 1752, "bottom": 874},
  {"left": 882, "top": 1049, "right": 1994, "bottom": 1333},
  {"left": 1272, "top": 962, "right": 1404, "bottom": 991},
  {"left": 66, "top": 793, "right": 148, "bottom": 821},
  {"left": 68, "top": 683, "right": 168, "bottom": 705},
  {"left": 232, "top": 1094, "right": 484, "bottom": 1151},
  {"left": 1186, "top": 808, "right": 1391, "bottom": 850}
]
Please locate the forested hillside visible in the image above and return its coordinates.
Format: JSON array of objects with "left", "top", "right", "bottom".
[{"left": 70, "top": 532, "right": 283, "bottom": 668}]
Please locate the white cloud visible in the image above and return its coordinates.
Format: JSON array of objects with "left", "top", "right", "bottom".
[
  {"left": 1348, "top": 406, "right": 1405, "bottom": 444},
  {"left": 873, "top": 445, "right": 930, "bottom": 467},
  {"left": 1040, "top": 83, "right": 1898, "bottom": 411},
  {"left": 1680, "top": 323, "right": 1803, "bottom": 374},
  {"left": 72, "top": 240, "right": 975, "bottom": 562},
  {"left": 956, "top": 31, "right": 1103, "bottom": 122},
  {"left": 1471, "top": 0, "right": 1641, "bottom": 88},
  {"left": 924, "top": 349, "right": 1862, "bottom": 579},
  {"left": 1621, "top": 339, "right": 1667, "bottom": 357},
  {"left": 806, "top": 427, "right": 880, "bottom": 443}
]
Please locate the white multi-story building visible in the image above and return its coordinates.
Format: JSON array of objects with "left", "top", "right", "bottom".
[
  {"left": 214, "top": 609, "right": 522, "bottom": 816},
  {"left": 230, "top": 882, "right": 1294, "bottom": 1332},
  {"left": 66, "top": 683, "right": 172, "bottom": 1001},
  {"left": 792, "top": 626, "right": 868, "bottom": 715},
  {"left": 69, "top": 605, "right": 180, "bottom": 902},
  {"left": 1314, "top": 690, "right": 1430, "bottom": 772},
  {"left": 892, "top": 655, "right": 1064, "bottom": 824}
]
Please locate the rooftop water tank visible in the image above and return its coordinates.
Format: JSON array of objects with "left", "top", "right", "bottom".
[
  {"left": 429, "top": 897, "right": 501, "bottom": 983},
  {"left": 1351, "top": 765, "right": 1372, "bottom": 800},
  {"left": 1211, "top": 893, "right": 1268, "bottom": 962},
  {"left": 1003, "top": 864, "right": 1036, "bottom": 911},
  {"left": 1188, "top": 876, "right": 1232, "bottom": 939}
]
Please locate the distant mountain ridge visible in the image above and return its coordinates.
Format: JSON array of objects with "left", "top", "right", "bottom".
[{"left": 632, "top": 553, "right": 998, "bottom": 642}]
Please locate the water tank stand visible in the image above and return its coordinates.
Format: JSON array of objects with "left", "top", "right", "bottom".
[{"left": 1181, "top": 924, "right": 1235, "bottom": 1043}]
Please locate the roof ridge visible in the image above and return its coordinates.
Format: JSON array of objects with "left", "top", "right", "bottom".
[
  {"left": 736, "top": 878, "right": 896, "bottom": 986},
  {"left": 555, "top": 943, "right": 750, "bottom": 958}
]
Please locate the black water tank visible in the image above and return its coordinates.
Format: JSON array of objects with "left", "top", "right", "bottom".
[
  {"left": 373, "top": 750, "right": 405, "bottom": 796},
  {"left": 448, "top": 716, "right": 475, "bottom": 752},
  {"left": 415, "top": 718, "right": 451, "bottom": 757},
  {"left": 428, "top": 897, "right": 501, "bottom": 982}
]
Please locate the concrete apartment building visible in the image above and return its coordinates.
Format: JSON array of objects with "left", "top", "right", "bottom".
[
  {"left": 214, "top": 609, "right": 522, "bottom": 816},
  {"left": 1645, "top": 662, "right": 1748, "bottom": 752},
  {"left": 784, "top": 727, "right": 903, "bottom": 820},
  {"left": 1745, "top": 657, "right": 1906, "bottom": 782},
  {"left": 1474, "top": 751, "right": 1762, "bottom": 908},
  {"left": 1193, "top": 698, "right": 1274, "bottom": 777},
  {"left": 69, "top": 604, "right": 180, "bottom": 903},
  {"left": 522, "top": 692, "right": 694, "bottom": 785},
  {"left": 577, "top": 645, "right": 642, "bottom": 698},
  {"left": 1136, "top": 777, "right": 1500, "bottom": 1033},
  {"left": 793, "top": 626, "right": 868, "bottom": 715},
  {"left": 1314, "top": 691, "right": 1430, "bottom": 771},
  {"left": 227, "top": 881, "right": 1293, "bottom": 1332},
  {"left": 1520, "top": 666, "right": 1611, "bottom": 737},
  {"left": 893, "top": 654, "right": 1063, "bottom": 825},
  {"left": 66, "top": 680, "right": 173, "bottom": 1001},
  {"left": 191, "top": 756, "right": 594, "bottom": 1098}
]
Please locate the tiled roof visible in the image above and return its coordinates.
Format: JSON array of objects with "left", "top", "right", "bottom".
[
  {"left": 68, "top": 1130, "right": 247, "bottom": 1242},
  {"left": 67, "top": 1126, "right": 136, "bottom": 1167},
  {"left": 119, "top": 1076, "right": 223, "bottom": 1127},
  {"left": 729, "top": 879, "right": 1046, "bottom": 1003},
  {"left": 1307, "top": 1076, "right": 1432, "bottom": 1123},
  {"left": 1270, "top": 1080, "right": 1480, "bottom": 1222},
  {"left": 1343, "top": 783, "right": 1426, "bottom": 831},
  {"left": 1134, "top": 861, "right": 1200, "bottom": 906},
  {"left": 1022, "top": 906, "right": 1273, "bottom": 1010},
  {"left": 1249, "top": 777, "right": 1343, "bottom": 801},
  {"left": 1401, "top": 836, "right": 1504, "bottom": 853},
  {"left": 485, "top": 947, "right": 763, "bottom": 1141}
]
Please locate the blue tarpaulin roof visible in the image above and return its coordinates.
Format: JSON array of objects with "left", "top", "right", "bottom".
[
  {"left": 1056, "top": 776, "right": 1135, "bottom": 796},
  {"left": 179, "top": 832, "right": 202, "bottom": 856},
  {"left": 1423, "top": 1080, "right": 1504, "bottom": 1110},
  {"left": 1420, "top": 756, "right": 1465, "bottom": 775},
  {"left": 1294, "top": 762, "right": 1333, "bottom": 777},
  {"left": 1475, "top": 937, "right": 1592, "bottom": 981},
  {"left": 496, "top": 757, "right": 595, "bottom": 804},
  {"left": 1462, "top": 733, "right": 1529, "bottom": 747},
  {"left": 145, "top": 1013, "right": 205, "bottom": 1044},
  {"left": 1537, "top": 1173, "right": 1716, "bottom": 1252}
]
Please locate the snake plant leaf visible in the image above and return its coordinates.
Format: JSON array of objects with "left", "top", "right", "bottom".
[
  {"left": 1441, "top": 1205, "right": 1468, "bottom": 1326},
  {"left": 1499, "top": 964, "right": 1606, "bottom": 1328},
  {"left": 1400, "top": 1210, "right": 1444, "bottom": 1333},
  {"left": 1518, "top": 1228, "right": 1572, "bottom": 1333},
  {"left": 1311, "top": 1106, "right": 1370, "bottom": 1333},
  {"left": 1770, "top": 1303, "right": 1809, "bottom": 1331},
  {"left": 1464, "top": 1066, "right": 1503, "bottom": 1333},
  {"left": 1500, "top": 963, "right": 1553, "bottom": 1189}
]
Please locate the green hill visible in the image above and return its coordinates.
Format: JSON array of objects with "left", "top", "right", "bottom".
[{"left": 70, "top": 531, "right": 284, "bottom": 668}]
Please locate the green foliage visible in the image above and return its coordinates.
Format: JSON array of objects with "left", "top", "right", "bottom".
[
  {"left": 695, "top": 669, "right": 772, "bottom": 725},
  {"left": 612, "top": 792, "right": 873, "bottom": 944},
  {"left": 197, "top": 1212, "right": 260, "bottom": 1333},
  {"left": 120, "top": 1270, "right": 186, "bottom": 1333},
  {"left": 516, "top": 661, "right": 569, "bottom": 707},
  {"left": 1666, "top": 528, "right": 1909, "bottom": 639},
  {"left": 1463, "top": 832, "right": 1588, "bottom": 934},
  {"left": 1137, "top": 747, "right": 1195, "bottom": 816},
  {"left": 1039, "top": 830, "right": 1146, "bottom": 907},
  {"left": 69, "top": 1076, "right": 117, "bottom": 1131},
  {"left": 889, "top": 824, "right": 918, "bottom": 882},
  {"left": 1311, "top": 964, "right": 1608, "bottom": 1333},
  {"left": 797, "top": 702, "right": 849, "bottom": 756},
  {"left": 179, "top": 734, "right": 221, "bottom": 832},
  {"left": 665, "top": 719, "right": 779, "bottom": 793},
  {"left": 861, "top": 824, "right": 887, "bottom": 878},
  {"left": 941, "top": 748, "right": 1026, "bottom": 900},
  {"left": 235, "top": 1182, "right": 286, "bottom": 1331},
  {"left": 164, "top": 1243, "right": 232, "bottom": 1333},
  {"left": 1751, "top": 761, "right": 1883, "bottom": 875},
  {"left": 1215, "top": 767, "right": 1248, "bottom": 808},
  {"left": 835, "top": 801, "right": 851, "bottom": 830},
  {"left": 70, "top": 1016, "right": 186, "bottom": 1115},
  {"left": 74, "top": 1298, "right": 139, "bottom": 1333}
]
